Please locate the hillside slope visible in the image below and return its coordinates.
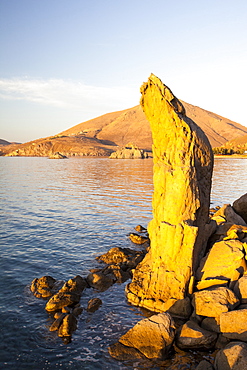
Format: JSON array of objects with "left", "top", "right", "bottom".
[
  {"left": 59, "top": 103, "right": 247, "bottom": 149},
  {"left": 2, "top": 101, "right": 247, "bottom": 157}
]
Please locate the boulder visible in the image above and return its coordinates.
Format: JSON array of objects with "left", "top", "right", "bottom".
[
  {"left": 60, "top": 275, "right": 87, "bottom": 294},
  {"left": 49, "top": 313, "right": 66, "bottom": 331},
  {"left": 220, "top": 309, "right": 247, "bottom": 341},
  {"left": 167, "top": 297, "right": 192, "bottom": 319},
  {"left": 30, "top": 276, "right": 56, "bottom": 298},
  {"left": 176, "top": 320, "right": 217, "bottom": 350},
  {"left": 86, "top": 271, "right": 114, "bottom": 291},
  {"left": 135, "top": 225, "right": 147, "bottom": 233},
  {"left": 196, "top": 239, "right": 247, "bottom": 286},
  {"left": 129, "top": 233, "right": 149, "bottom": 245},
  {"left": 87, "top": 298, "right": 102, "bottom": 313},
  {"left": 109, "top": 145, "right": 148, "bottom": 159},
  {"left": 192, "top": 287, "right": 239, "bottom": 319},
  {"left": 96, "top": 247, "right": 146, "bottom": 266},
  {"left": 214, "top": 341, "right": 247, "bottom": 370},
  {"left": 210, "top": 223, "right": 247, "bottom": 243},
  {"left": 233, "top": 193, "right": 247, "bottom": 223},
  {"left": 58, "top": 313, "right": 77, "bottom": 337},
  {"left": 45, "top": 275, "right": 86, "bottom": 311},
  {"left": 116, "top": 312, "right": 176, "bottom": 359},
  {"left": 201, "top": 317, "right": 221, "bottom": 333},
  {"left": 211, "top": 204, "right": 246, "bottom": 226},
  {"left": 195, "top": 360, "right": 214, "bottom": 370},
  {"left": 196, "top": 278, "right": 228, "bottom": 291},
  {"left": 108, "top": 342, "right": 145, "bottom": 361},
  {"left": 126, "top": 74, "right": 214, "bottom": 312},
  {"left": 72, "top": 306, "right": 83, "bottom": 317},
  {"left": 234, "top": 275, "right": 247, "bottom": 303},
  {"left": 101, "top": 264, "right": 131, "bottom": 284},
  {"left": 45, "top": 291, "right": 80, "bottom": 312},
  {"left": 49, "top": 152, "right": 68, "bottom": 159}
]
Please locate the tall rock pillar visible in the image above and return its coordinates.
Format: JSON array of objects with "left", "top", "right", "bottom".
[{"left": 126, "top": 74, "right": 214, "bottom": 312}]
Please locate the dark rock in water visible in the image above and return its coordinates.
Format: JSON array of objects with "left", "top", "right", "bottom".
[
  {"left": 59, "top": 275, "right": 87, "bottom": 294},
  {"left": 30, "top": 276, "right": 56, "bottom": 298},
  {"left": 135, "top": 225, "right": 147, "bottom": 233},
  {"left": 87, "top": 298, "right": 102, "bottom": 313},
  {"left": 45, "top": 291, "right": 81, "bottom": 312},
  {"left": 129, "top": 233, "right": 149, "bottom": 245},
  {"left": 72, "top": 306, "right": 83, "bottom": 316},
  {"left": 49, "top": 152, "right": 68, "bottom": 159},
  {"left": 101, "top": 264, "right": 131, "bottom": 284},
  {"left": 58, "top": 313, "right": 77, "bottom": 338},
  {"left": 49, "top": 313, "right": 66, "bottom": 331},
  {"left": 86, "top": 271, "right": 114, "bottom": 291},
  {"left": 96, "top": 246, "right": 146, "bottom": 265}
]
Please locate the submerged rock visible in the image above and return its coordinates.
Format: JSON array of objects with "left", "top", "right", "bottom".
[{"left": 126, "top": 74, "right": 214, "bottom": 312}]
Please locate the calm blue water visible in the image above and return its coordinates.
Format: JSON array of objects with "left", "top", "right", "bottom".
[{"left": 0, "top": 156, "right": 247, "bottom": 369}]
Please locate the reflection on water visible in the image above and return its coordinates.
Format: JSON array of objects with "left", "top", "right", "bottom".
[
  {"left": 211, "top": 157, "right": 247, "bottom": 207},
  {"left": 0, "top": 156, "right": 247, "bottom": 369}
]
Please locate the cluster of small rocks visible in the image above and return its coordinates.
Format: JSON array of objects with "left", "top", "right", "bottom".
[
  {"left": 30, "top": 226, "right": 148, "bottom": 344},
  {"left": 109, "top": 194, "right": 247, "bottom": 369}
]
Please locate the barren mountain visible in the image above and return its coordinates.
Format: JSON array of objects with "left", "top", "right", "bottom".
[
  {"left": 2, "top": 101, "right": 247, "bottom": 157},
  {"left": 59, "top": 102, "right": 247, "bottom": 149},
  {"left": 223, "top": 132, "right": 247, "bottom": 150}
]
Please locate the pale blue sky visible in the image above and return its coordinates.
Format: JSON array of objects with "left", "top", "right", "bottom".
[{"left": 1, "top": 0, "right": 247, "bottom": 142}]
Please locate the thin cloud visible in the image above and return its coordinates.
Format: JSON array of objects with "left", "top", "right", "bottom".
[{"left": 0, "top": 77, "right": 139, "bottom": 110}]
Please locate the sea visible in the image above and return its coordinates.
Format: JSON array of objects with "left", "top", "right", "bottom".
[{"left": 0, "top": 156, "right": 247, "bottom": 370}]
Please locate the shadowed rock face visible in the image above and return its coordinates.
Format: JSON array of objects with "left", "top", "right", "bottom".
[{"left": 126, "top": 74, "right": 214, "bottom": 312}]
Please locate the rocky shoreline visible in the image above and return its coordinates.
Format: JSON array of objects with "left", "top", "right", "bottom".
[
  {"left": 30, "top": 196, "right": 247, "bottom": 368},
  {"left": 29, "top": 75, "right": 247, "bottom": 369}
]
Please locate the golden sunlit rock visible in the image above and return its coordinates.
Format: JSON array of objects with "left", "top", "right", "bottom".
[{"left": 126, "top": 74, "right": 214, "bottom": 312}]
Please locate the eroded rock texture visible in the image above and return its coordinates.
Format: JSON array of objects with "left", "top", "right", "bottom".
[{"left": 126, "top": 74, "right": 214, "bottom": 312}]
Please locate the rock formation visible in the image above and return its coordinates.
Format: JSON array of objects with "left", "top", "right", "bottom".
[
  {"left": 126, "top": 74, "right": 214, "bottom": 312},
  {"left": 109, "top": 144, "right": 148, "bottom": 159}
]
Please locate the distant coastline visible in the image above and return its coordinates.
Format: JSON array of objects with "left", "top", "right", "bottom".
[{"left": 214, "top": 154, "right": 247, "bottom": 159}]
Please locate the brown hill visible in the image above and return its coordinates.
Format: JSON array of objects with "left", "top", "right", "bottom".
[
  {"left": 2, "top": 101, "right": 247, "bottom": 157},
  {"left": 223, "top": 133, "right": 247, "bottom": 149},
  {"left": 59, "top": 103, "right": 247, "bottom": 149},
  {"left": 1, "top": 135, "right": 115, "bottom": 157}
]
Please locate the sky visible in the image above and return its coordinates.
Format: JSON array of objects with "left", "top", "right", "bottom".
[{"left": 1, "top": 0, "right": 247, "bottom": 143}]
